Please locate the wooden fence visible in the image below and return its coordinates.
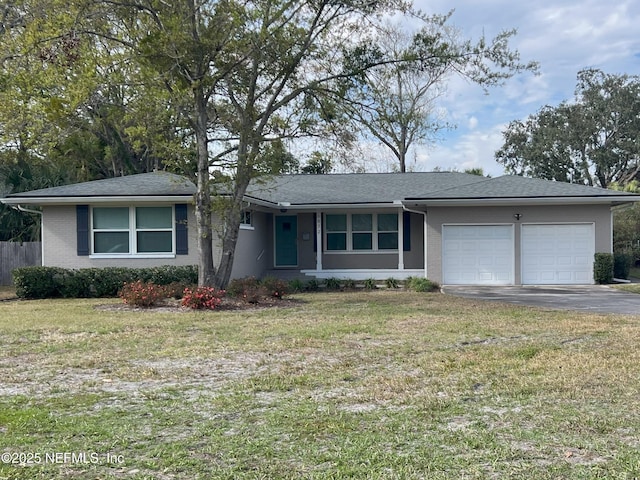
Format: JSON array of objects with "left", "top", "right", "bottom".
[{"left": 0, "top": 242, "right": 42, "bottom": 285}]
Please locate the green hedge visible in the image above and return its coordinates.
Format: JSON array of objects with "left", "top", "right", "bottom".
[
  {"left": 593, "top": 253, "right": 614, "bottom": 284},
  {"left": 12, "top": 265, "right": 198, "bottom": 299},
  {"left": 614, "top": 253, "right": 633, "bottom": 280}
]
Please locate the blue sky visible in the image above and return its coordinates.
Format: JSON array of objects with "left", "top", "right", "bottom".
[{"left": 406, "top": 0, "right": 640, "bottom": 177}]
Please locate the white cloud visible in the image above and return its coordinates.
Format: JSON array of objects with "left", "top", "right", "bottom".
[
  {"left": 404, "top": 0, "right": 640, "bottom": 179},
  {"left": 414, "top": 124, "right": 508, "bottom": 177}
]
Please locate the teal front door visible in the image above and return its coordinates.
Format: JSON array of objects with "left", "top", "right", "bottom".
[{"left": 275, "top": 215, "right": 298, "bottom": 266}]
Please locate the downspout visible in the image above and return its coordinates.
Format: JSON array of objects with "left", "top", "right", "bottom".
[
  {"left": 402, "top": 204, "right": 428, "bottom": 279},
  {"left": 12, "top": 205, "right": 44, "bottom": 266}
]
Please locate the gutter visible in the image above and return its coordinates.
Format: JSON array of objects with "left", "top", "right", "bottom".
[
  {"left": 0, "top": 195, "right": 195, "bottom": 205},
  {"left": 15, "top": 205, "right": 43, "bottom": 215},
  {"left": 403, "top": 196, "right": 640, "bottom": 207},
  {"left": 9, "top": 204, "right": 44, "bottom": 266}
]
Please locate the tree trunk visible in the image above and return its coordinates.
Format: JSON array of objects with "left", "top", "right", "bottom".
[
  {"left": 193, "top": 87, "right": 216, "bottom": 287},
  {"left": 213, "top": 175, "right": 250, "bottom": 289}
]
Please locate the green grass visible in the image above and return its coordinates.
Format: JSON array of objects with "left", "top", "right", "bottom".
[
  {"left": 1, "top": 291, "right": 640, "bottom": 478},
  {"left": 0, "top": 285, "right": 16, "bottom": 300}
]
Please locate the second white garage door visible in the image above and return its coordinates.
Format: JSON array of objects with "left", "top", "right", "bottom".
[
  {"left": 442, "top": 225, "right": 514, "bottom": 285},
  {"left": 521, "top": 224, "right": 595, "bottom": 285}
]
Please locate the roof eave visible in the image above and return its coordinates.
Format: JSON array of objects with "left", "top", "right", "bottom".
[
  {"left": 0, "top": 195, "right": 194, "bottom": 205},
  {"left": 402, "top": 196, "right": 640, "bottom": 207},
  {"left": 269, "top": 202, "right": 402, "bottom": 210}
]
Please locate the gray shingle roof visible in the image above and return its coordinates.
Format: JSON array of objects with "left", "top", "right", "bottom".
[
  {"left": 8, "top": 172, "right": 195, "bottom": 198},
  {"left": 245, "top": 172, "right": 486, "bottom": 205},
  {"left": 4, "top": 170, "right": 637, "bottom": 205},
  {"left": 405, "top": 175, "right": 631, "bottom": 200}
]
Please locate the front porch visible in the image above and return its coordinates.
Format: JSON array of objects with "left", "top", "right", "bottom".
[
  {"left": 299, "top": 268, "right": 425, "bottom": 280},
  {"left": 264, "top": 208, "right": 428, "bottom": 281}
]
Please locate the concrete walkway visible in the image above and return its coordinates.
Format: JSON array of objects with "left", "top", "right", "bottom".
[{"left": 442, "top": 285, "right": 640, "bottom": 315}]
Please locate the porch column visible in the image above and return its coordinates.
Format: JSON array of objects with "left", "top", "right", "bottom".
[
  {"left": 316, "top": 210, "right": 322, "bottom": 271},
  {"left": 397, "top": 208, "right": 404, "bottom": 270},
  {"left": 423, "top": 212, "right": 428, "bottom": 278}
]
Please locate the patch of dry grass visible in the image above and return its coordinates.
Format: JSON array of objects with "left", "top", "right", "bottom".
[
  {"left": 0, "top": 285, "right": 16, "bottom": 300},
  {"left": 1, "top": 291, "right": 639, "bottom": 479}
]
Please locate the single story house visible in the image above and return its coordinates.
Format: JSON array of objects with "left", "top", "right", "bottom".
[{"left": 2, "top": 171, "right": 639, "bottom": 285}]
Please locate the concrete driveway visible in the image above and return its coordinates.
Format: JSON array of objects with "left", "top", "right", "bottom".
[{"left": 441, "top": 285, "right": 640, "bottom": 315}]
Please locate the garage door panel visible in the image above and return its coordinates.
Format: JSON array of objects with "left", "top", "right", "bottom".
[
  {"left": 443, "top": 225, "right": 514, "bottom": 285},
  {"left": 521, "top": 224, "right": 594, "bottom": 285}
]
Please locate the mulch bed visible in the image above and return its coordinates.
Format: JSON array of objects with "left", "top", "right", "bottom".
[{"left": 94, "top": 296, "right": 302, "bottom": 312}]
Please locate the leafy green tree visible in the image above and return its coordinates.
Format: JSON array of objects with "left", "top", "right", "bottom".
[
  {"left": 301, "top": 151, "right": 333, "bottom": 174},
  {"left": 344, "top": 14, "right": 538, "bottom": 172},
  {"left": 496, "top": 69, "right": 640, "bottom": 188},
  {"left": 0, "top": 149, "right": 75, "bottom": 241}
]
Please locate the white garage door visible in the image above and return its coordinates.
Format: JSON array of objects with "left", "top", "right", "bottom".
[
  {"left": 521, "top": 224, "right": 594, "bottom": 285},
  {"left": 443, "top": 225, "right": 514, "bottom": 285}
]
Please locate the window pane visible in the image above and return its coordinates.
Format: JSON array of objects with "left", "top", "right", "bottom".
[
  {"left": 327, "top": 232, "right": 346, "bottom": 250},
  {"left": 136, "top": 207, "right": 172, "bottom": 229},
  {"left": 94, "top": 232, "right": 129, "bottom": 253},
  {"left": 352, "top": 214, "right": 372, "bottom": 231},
  {"left": 93, "top": 207, "right": 129, "bottom": 229},
  {"left": 326, "top": 214, "right": 346, "bottom": 232},
  {"left": 137, "top": 231, "right": 173, "bottom": 253},
  {"left": 352, "top": 232, "right": 372, "bottom": 250},
  {"left": 378, "top": 232, "right": 398, "bottom": 250},
  {"left": 378, "top": 213, "right": 398, "bottom": 232}
]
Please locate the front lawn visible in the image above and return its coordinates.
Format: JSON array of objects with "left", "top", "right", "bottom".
[{"left": 1, "top": 291, "right": 639, "bottom": 479}]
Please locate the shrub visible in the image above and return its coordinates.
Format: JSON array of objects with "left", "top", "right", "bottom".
[
  {"left": 324, "top": 277, "right": 342, "bottom": 291},
  {"left": 407, "top": 277, "right": 439, "bottom": 292},
  {"left": 85, "top": 267, "right": 139, "bottom": 297},
  {"left": 165, "top": 282, "right": 192, "bottom": 299},
  {"left": 288, "top": 278, "right": 305, "bottom": 293},
  {"left": 594, "top": 253, "right": 614, "bottom": 284},
  {"left": 385, "top": 277, "right": 399, "bottom": 289},
  {"left": 261, "top": 276, "right": 289, "bottom": 299},
  {"left": 260, "top": 277, "right": 289, "bottom": 298},
  {"left": 614, "top": 253, "right": 632, "bottom": 279},
  {"left": 227, "top": 276, "right": 267, "bottom": 303},
  {"left": 12, "top": 266, "right": 65, "bottom": 299},
  {"left": 119, "top": 280, "right": 167, "bottom": 307},
  {"left": 342, "top": 279, "right": 356, "bottom": 290},
  {"left": 363, "top": 278, "right": 377, "bottom": 290},
  {"left": 305, "top": 278, "right": 320, "bottom": 291},
  {"left": 57, "top": 270, "right": 92, "bottom": 298},
  {"left": 181, "top": 286, "right": 225, "bottom": 310},
  {"left": 12, "top": 265, "right": 199, "bottom": 299}
]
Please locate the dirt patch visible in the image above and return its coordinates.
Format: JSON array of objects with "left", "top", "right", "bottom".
[{"left": 94, "top": 296, "right": 302, "bottom": 313}]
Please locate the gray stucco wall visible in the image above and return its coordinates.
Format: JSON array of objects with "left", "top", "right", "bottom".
[
  {"left": 42, "top": 204, "right": 200, "bottom": 269},
  {"left": 226, "top": 210, "right": 272, "bottom": 278},
  {"left": 425, "top": 203, "right": 612, "bottom": 284},
  {"left": 42, "top": 205, "right": 272, "bottom": 279}
]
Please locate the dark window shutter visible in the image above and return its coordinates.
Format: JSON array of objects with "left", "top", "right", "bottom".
[
  {"left": 77, "top": 205, "right": 90, "bottom": 256},
  {"left": 175, "top": 204, "right": 188, "bottom": 255},
  {"left": 403, "top": 212, "right": 411, "bottom": 252}
]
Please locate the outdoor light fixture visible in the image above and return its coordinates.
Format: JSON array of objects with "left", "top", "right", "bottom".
[{"left": 514, "top": 213, "right": 522, "bottom": 220}]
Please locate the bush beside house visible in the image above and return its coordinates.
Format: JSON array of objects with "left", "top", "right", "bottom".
[{"left": 12, "top": 265, "right": 198, "bottom": 299}]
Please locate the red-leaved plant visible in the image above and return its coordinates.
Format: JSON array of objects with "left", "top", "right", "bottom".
[
  {"left": 181, "top": 286, "right": 225, "bottom": 310},
  {"left": 119, "top": 280, "right": 167, "bottom": 307}
]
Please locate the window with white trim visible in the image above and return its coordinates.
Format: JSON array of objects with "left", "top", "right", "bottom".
[
  {"left": 92, "top": 206, "right": 174, "bottom": 255},
  {"left": 377, "top": 213, "right": 399, "bottom": 250},
  {"left": 240, "top": 210, "right": 253, "bottom": 229},
  {"left": 325, "top": 213, "right": 398, "bottom": 251},
  {"left": 326, "top": 214, "right": 347, "bottom": 251}
]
